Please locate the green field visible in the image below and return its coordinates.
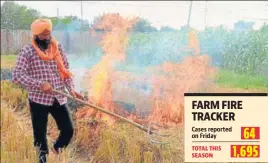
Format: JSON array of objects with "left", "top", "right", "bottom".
[
  {"left": 1, "top": 55, "right": 17, "bottom": 69},
  {"left": 2, "top": 54, "right": 267, "bottom": 90},
  {"left": 216, "top": 70, "right": 268, "bottom": 89}
]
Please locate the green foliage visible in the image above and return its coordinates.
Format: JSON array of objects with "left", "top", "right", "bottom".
[
  {"left": 1, "top": 55, "right": 17, "bottom": 69},
  {"left": 1, "top": 1, "right": 41, "bottom": 30},
  {"left": 132, "top": 17, "right": 158, "bottom": 32},
  {"left": 125, "top": 31, "right": 187, "bottom": 67},
  {"left": 197, "top": 24, "right": 268, "bottom": 77},
  {"left": 125, "top": 24, "right": 268, "bottom": 77},
  {"left": 160, "top": 26, "right": 178, "bottom": 32},
  {"left": 1, "top": 1, "right": 89, "bottom": 31},
  {"left": 43, "top": 16, "right": 90, "bottom": 31},
  {"left": 1, "top": 1, "right": 267, "bottom": 87},
  {"left": 220, "top": 24, "right": 268, "bottom": 76},
  {"left": 234, "top": 20, "right": 255, "bottom": 31},
  {"left": 216, "top": 70, "right": 268, "bottom": 89}
]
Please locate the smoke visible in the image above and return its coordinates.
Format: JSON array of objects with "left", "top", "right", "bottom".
[
  {"left": 48, "top": 14, "right": 268, "bottom": 125},
  {"left": 54, "top": 13, "right": 217, "bottom": 125},
  {"left": 52, "top": 19, "right": 105, "bottom": 92},
  {"left": 51, "top": 17, "right": 214, "bottom": 93}
]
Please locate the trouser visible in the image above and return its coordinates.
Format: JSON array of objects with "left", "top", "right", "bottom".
[{"left": 29, "top": 98, "right": 74, "bottom": 163}]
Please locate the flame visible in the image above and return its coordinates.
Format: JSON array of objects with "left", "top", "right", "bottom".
[
  {"left": 148, "top": 29, "right": 216, "bottom": 126},
  {"left": 78, "top": 16, "right": 215, "bottom": 128},
  {"left": 188, "top": 29, "right": 200, "bottom": 55},
  {"left": 84, "top": 14, "right": 137, "bottom": 124}
]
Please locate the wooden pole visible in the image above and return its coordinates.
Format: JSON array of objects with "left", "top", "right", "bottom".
[
  {"left": 57, "top": 8, "right": 59, "bottom": 18},
  {"left": 81, "top": 0, "right": 83, "bottom": 31},
  {"left": 52, "top": 89, "right": 154, "bottom": 134},
  {"left": 204, "top": 0, "right": 208, "bottom": 28},
  {"left": 81, "top": 0, "right": 83, "bottom": 20},
  {"left": 187, "top": 1, "right": 193, "bottom": 28}
]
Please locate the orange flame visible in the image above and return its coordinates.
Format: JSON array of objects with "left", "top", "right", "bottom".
[
  {"left": 85, "top": 14, "right": 137, "bottom": 124},
  {"left": 188, "top": 29, "right": 200, "bottom": 55},
  {"left": 148, "top": 29, "right": 215, "bottom": 126},
  {"left": 78, "top": 17, "right": 215, "bottom": 128}
]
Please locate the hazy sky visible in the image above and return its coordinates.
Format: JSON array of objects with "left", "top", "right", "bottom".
[{"left": 1, "top": 1, "right": 268, "bottom": 30}]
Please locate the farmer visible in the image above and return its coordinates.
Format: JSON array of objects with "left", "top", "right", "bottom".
[{"left": 12, "top": 18, "right": 84, "bottom": 163}]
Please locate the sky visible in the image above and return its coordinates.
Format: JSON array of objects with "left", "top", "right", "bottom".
[{"left": 1, "top": 1, "right": 268, "bottom": 30}]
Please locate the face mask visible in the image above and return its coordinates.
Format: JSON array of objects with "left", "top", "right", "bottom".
[{"left": 35, "top": 37, "right": 51, "bottom": 50}]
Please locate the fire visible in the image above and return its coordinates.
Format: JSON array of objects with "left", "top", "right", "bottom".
[
  {"left": 90, "top": 56, "right": 111, "bottom": 104},
  {"left": 148, "top": 30, "right": 216, "bottom": 126},
  {"left": 77, "top": 14, "right": 215, "bottom": 128},
  {"left": 188, "top": 29, "right": 200, "bottom": 55},
  {"left": 84, "top": 13, "right": 137, "bottom": 124},
  {"left": 87, "top": 56, "right": 114, "bottom": 123}
]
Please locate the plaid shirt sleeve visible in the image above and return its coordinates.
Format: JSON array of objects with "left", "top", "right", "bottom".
[
  {"left": 12, "top": 49, "right": 44, "bottom": 89},
  {"left": 58, "top": 44, "right": 75, "bottom": 92}
]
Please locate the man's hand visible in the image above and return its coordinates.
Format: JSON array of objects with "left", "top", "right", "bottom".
[
  {"left": 70, "top": 90, "right": 85, "bottom": 101},
  {"left": 40, "top": 82, "right": 52, "bottom": 93}
]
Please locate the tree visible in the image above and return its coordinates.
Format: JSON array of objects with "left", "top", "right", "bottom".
[
  {"left": 43, "top": 16, "right": 90, "bottom": 31},
  {"left": 160, "top": 26, "right": 178, "bottom": 32},
  {"left": 234, "top": 20, "right": 255, "bottom": 31},
  {"left": 180, "top": 25, "right": 190, "bottom": 33},
  {"left": 1, "top": 1, "right": 41, "bottom": 30},
  {"left": 90, "top": 14, "right": 104, "bottom": 32},
  {"left": 132, "top": 17, "right": 158, "bottom": 32},
  {"left": 1, "top": 1, "right": 89, "bottom": 31}
]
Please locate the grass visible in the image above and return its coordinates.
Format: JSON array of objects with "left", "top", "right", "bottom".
[
  {"left": 1, "top": 54, "right": 17, "bottom": 69},
  {"left": 216, "top": 69, "right": 268, "bottom": 90},
  {"left": 1, "top": 81, "right": 183, "bottom": 163},
  {"left": 1, "top": 53, "right": 267, "bottom": 162},
  {"left": 0, "top": 81, "right": 82, "bottom": 163},
  {"left": 74, "top": 118, "right": 183, "bottom": 163},
  {"left": 1, "top": 74, "right": 268, "bottom": 163},
  {"left": 0, "top": 101, "right": 74, "bottom": 163},
  {"left": 1, "top": 101, "right": 38, "bottom": 163}
]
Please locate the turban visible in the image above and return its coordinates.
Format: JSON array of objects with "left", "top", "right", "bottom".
[
  {"left": 30, "top": 18, "right": 73, "bottom": 80},
  {"left": 31, "top": 18, "right": 52, "bottom": 35}
]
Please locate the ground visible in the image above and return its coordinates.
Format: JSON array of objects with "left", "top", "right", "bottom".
[{"left": 1, "top": 54, "right": 267, "bottom": 163}]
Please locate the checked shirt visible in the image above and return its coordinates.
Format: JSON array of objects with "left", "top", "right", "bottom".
[{"left": 12, "top": 43, "right": 75, "bottom": 106}]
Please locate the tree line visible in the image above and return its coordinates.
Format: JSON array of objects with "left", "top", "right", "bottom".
[
  {"left": 1, "top": 1, "right": 180, "bottom": 32},
  {"left": 1, "top": 1, "right": 261, "bottom": 32}
]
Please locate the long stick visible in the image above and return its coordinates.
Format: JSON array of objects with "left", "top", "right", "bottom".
[
  {"left": 187, "top": 1, "right": 193, "bottom": 28},
  {"left": 52, "top": 89, "right": 154, "bottom": 134}
]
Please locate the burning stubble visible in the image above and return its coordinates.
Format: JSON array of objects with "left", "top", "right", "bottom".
[
  {"left": 77, "top": 14, "right": 216, "bottom": 127},
  {"left": 82, "top": 14, "right": 137, "bottom": 124},
  {"left": 148, "top": 30, "right": 216, "bottom": 126}
]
